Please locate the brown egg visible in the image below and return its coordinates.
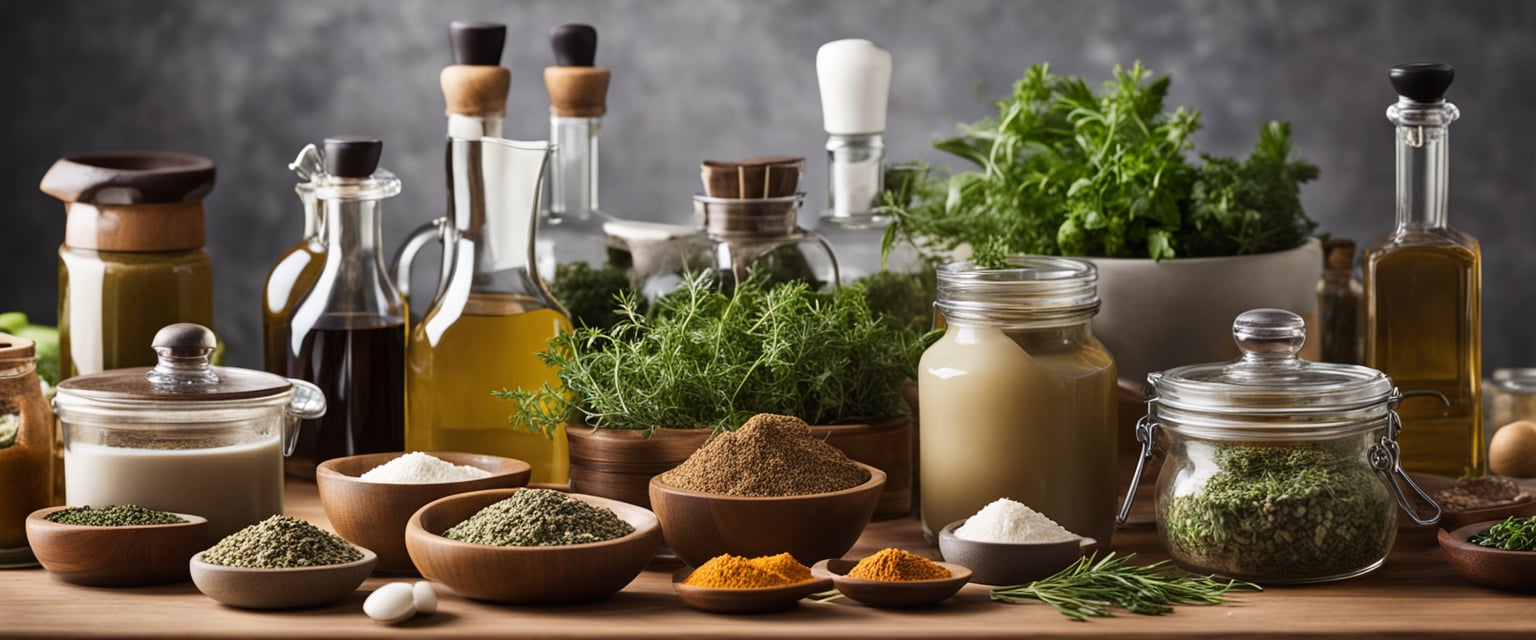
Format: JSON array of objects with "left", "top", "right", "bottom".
[{"left": 1490, "top": 420, "right": 1536, "bottom": 478}]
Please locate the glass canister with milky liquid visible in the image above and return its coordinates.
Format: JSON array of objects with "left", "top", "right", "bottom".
[{"left": 918, "top": 257, "right": 1117, "bottom": 544}]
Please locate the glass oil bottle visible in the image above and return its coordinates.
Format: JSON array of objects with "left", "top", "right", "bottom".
[
  {"left": 1363, "top": 62, "right": 1483, "bottom": 478},
  {"left": 262, "top": 144, "right": 326, "bottom": 374}
]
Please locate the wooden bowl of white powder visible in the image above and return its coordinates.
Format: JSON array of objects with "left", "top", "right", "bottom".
[
  {"left": 936, "top": 498, "right": 1094, "bottom": 586},
  {"left": 317, "top": 452, "right": 531, "bottom": 574}
]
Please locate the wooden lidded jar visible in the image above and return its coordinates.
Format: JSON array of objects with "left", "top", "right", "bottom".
[{"left": 39, "top": 152, "right": 216, "bottom": 378}]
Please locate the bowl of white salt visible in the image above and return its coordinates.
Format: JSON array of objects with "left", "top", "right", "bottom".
[
  {"left": 317, "top": 451, "right": 531, "bottom": 574},
  {"left": 936, "top": 498, "right": 1095, "bottom": 586}
]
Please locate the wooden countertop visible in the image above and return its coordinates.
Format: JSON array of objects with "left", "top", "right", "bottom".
[{"left": 3, "top": 481, "right": 1534, "bottom": 639}]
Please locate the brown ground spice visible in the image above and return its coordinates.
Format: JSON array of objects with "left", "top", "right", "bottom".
[
  {"left": 1434, "top": 475, "right": 1528, "bottom": 512},
  {"left": 846, "top": 548, "right": 950, "bottom": 582},
  {"left": 657, "top": 414, "right": 869, "bottom": 497},
  {"left": 682, "top": 552, "right": 812, "bottom": 589}
]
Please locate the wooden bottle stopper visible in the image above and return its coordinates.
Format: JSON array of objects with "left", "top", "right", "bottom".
[
  {"left": 544, "top": 67, "right": 609, "bottom": 118},
  {"left": 441, "top": 66, "right": 510, "bottom": 117}
]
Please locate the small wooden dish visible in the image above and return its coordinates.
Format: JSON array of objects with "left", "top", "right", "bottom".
[
  {"left": 810, "top": 557, "right": 971, "bottom": 608},
  {"left": 937, "top": 519, "right": 1094, "bottom": 586},
  {"left": 648, "top": 462, "right": 886, "bottom": 568},
  {"left": 26, "top": 507, "right": 209, "bottom": 587},
  {"left": 189, "top": 547, "right": 377, "bottom": 609},
  {"left": 316, "top": 451, "right": 531, "bottom": 573},
  {"left": 672, "top": 567, "right": 832, "bottom": 614},
  {"left": 405, "top": 488, "right": 661, "bottom": 603},
  {"left": 1439, "top": 494, "right": 1536, "bottom": 532},
  {"left": 1439, "top": 520, "right": 1536, "bottom": 592}
]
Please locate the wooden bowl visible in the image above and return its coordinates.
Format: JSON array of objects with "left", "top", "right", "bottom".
[
  {"left": 1439, "top": 521, "right": 1536, "bottom": 592},
  {"left": 672, "top": 567, "right": 832, "bottom": 614},
  {"left": 1439, "top": 495, "right": 1536, "bottom": 532},
  {"left": 648, "top": 462, "right": 886, "bottom": 567},
  {"left": 316, "top": 451, "right": 531, "bottom": 573},
  {"left": 404, "top": 488, "right": 662, "bottom": 603},
  {"left": 189, "top": 547, "right": 377, "bottom": 609},
  {"left": 26, "top": 507, "right": 209, "bottom": 587},
  {"left": 937, "top": 519, "right": 1094, "bottom": 586},
  {"left": 567, "top": 426, "right": 710, "bottom": 509},
  {"left": 810, "top": 417, "right": 914, "bottom": 520},
  {"left": 811, "top": 557, "right": 971, "bottom": 608}
]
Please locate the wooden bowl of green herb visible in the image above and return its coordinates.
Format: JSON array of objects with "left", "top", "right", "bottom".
[
  {"left": 404, "top": 488, "right": 662, "bottom": 603},
  {"left": 27, "top": 505, "right": 209, "bottom": 587},
  {"left": 1439, "top": 518, "right": 1536, "bottom": 592}
]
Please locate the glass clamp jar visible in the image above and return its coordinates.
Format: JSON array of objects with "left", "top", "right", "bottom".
[{"left": 1119, "top": 308, "right": 1441, "bottom": 584}]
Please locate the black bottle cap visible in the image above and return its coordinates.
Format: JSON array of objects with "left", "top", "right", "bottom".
[
  {"left": 450, "top": 20, "right": 506, "bottom": 66},
  {"left": 1389, "top": 62, "right": 1455, "bottom": 102},
  {"left": 550, "top": 23, "right": 597, "bottom": 67},
  {"left": 323, "top": 136, "right": 382, "bottom": 178}
]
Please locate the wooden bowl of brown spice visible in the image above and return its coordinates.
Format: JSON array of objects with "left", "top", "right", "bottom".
[{"left": 648, "top": 414, "right": 886, "bottom": 567}]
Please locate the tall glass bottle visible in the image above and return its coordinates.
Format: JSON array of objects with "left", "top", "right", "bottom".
[
  {"left": 1363, "top": 62, "right": 1483, "bottom": 478},
  {"left": 1317, "top": 238, "right": 1362, "bottom": 365},
  {"left": 284, "top": 136, "right": 407, "bottom": 479},
  {"left": 397, "top": 21, "right": 571, "bottom": 484},
  {"left": 262, "top": 144, "right": 326, "bottom": 374}
]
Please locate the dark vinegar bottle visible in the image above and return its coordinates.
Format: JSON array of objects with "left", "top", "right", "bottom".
[{"left": 284, "top": 137, "right": 408, "bottom": 478}]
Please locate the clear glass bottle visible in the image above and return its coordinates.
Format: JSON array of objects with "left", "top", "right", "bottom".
[
  {"left": 1123, "top": 309, "right": 1440, "bottom": 583},
  {"left": 685, "top": 194, "right": 841, "bottom": 295},
  {"left": 262, "top": 144, "right": 326, "bottom": 374},
  {"left": 283, "top": 136, "right": 408, "bottom": 479},
  {"left": 918, "top": 257, "right": 1117, "bottom": 544},
  {"left": 0, "top": 333, "right": 54, "bottom": 567},
  {"left": 395, "top": 21, "right": 571, "bottom": 484},
  {"left": 40, "top": 152, "right": 216, "bottom": 378},
  {"left": 1317, "top": 238, "right": 1362, "bottom": 365},
  {"left": 1363, "top": 62, "right": 1483, "bottom": 478}
]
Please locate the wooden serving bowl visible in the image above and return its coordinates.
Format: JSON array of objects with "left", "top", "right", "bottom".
[
  {"left": 811, "top": 557, "right": 971, "bottom": 608},
  {"left": 26, "top": 507, "right": 209, "bottom": 587},
  {"left": 404, "top": 488, "right": 662, "bottom": 603},
  {"left": 937, "top": 519, "right": 1094, "bottom": 586},
  {"left": 1439, "top": 495, "right": 1536, "bottom": 532},
  {"left": 672, "top": 567, "right": 832, "bottom": 614},
  {"left": 648, "top": 462, "right": 886, "bottom": 567},
  {"left": 1439, "top": 520, "right": 1536, "bottom": 592},
  {"left": 189, "top": 547, "right": 377, "bottom": 609},
  {"left": 316, "top": 452, "right": 531, "bottom": 573}
]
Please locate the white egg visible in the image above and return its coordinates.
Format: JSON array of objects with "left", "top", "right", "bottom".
[
  {"left": 412, "top": 581, "right": 438, "bottom": 615},
  {"left": 363, "top": 582, "right": 416, "bottom": 624}
]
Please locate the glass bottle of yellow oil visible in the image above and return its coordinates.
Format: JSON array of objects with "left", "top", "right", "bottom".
[
  {"left": 396, "top": 21, "right": 571, "bottom": 483},
  {"left": 1363, "top": 62, "right": 1483, "bottom": 478}
]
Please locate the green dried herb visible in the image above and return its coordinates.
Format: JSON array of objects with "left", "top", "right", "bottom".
[
  {"left": 1161, "top": 442, "right": 1394, "bottom": 579},
  {"left": 497, "top": 274, "right": 933, "bottom": 437},
  {"left": 549, "top": 261, "right": 635, "bottom": 331},
  {"left": 45, "top": 505, "right": 185, "bottom": 527},
  {"left": 201, "top": 515, "right": 362, "bottom": 568},
  {"left": 1469, "top": 516, "right": 1536, "bottom": 551},
  {"left": 443, "top": 488, "right": 633, "bottom": 547},
  {"left": 990, "top": 552, "right": 1258, "bottom": 621}
]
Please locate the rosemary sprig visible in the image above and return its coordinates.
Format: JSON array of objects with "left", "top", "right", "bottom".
[
  {"left": 1469, "top": 516, "right": 1536, "bottom": 551},
  {"left": 989, "top": 552, "right": 1259, "bottom": 621}
]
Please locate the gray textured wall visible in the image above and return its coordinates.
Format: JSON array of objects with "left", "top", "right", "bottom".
[{"left": 3, "top": 0, "right": 1534, "bottom": 371}]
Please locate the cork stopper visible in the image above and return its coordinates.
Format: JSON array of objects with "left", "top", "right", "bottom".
[
  {"left": 701, "top": 157, "right": 803, "bottom": 199},
  {"left": 544, "top": 25, "right": 608, "bottom": 117},
  {"left": 1323, "top": 238, "right": 1356, "bottom": 271},
  {"left": 441, "top": 21, "right": 510, "bottom": 117}
]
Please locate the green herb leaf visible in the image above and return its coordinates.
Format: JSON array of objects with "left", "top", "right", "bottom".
[{"left": 1470, "top": 516, "right": 1536, "bottom": 551}]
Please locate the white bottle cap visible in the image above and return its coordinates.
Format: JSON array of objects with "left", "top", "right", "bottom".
[{"left": 817, "top": 39, "right": 892, "bottom": 136}]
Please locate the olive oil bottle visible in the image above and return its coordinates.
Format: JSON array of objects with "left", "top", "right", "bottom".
[{"left": 1363, "top": 62, "right": 1483, "bottom": 478}]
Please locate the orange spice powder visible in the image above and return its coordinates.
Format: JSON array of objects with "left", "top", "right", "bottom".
[
  {"left": 682, "top": 552, "right": 813, "bottom": 589},
  {"left": 846, "top": 548, "right": 951, "bottom": 581}
]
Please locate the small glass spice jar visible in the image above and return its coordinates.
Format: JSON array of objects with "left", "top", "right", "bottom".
[
  {"left": 1120, "top": 309, "right": 1441, "bottom": 584},
  {"left": 0, "top": 333, "right": 55, "bottom": 567}
]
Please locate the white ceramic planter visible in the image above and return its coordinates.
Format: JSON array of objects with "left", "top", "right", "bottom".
[{"left": 1087, "top": 238, "right": 1323, "bottom": 386}]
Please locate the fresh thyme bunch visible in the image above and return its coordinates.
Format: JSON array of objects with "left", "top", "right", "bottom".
[
  {"left": 1470, "top": 516, "right": 1536, "bottom": 551},
  {"left": 991, "top": 553, "right": 1259, "bottom": 621},
  {"left": 497, "top": 273, "right": 934, "bottom": 437}
]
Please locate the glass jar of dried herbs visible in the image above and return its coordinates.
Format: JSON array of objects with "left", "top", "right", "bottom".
[{"left": 1120, "top": 309, "right": 1442, "bottom": 584}]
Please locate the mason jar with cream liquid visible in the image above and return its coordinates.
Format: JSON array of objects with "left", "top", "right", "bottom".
[{"left": 919, "top": 257, "right": 1118, "bottom": 544}]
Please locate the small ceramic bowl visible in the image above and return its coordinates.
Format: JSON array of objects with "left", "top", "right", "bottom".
[
  {"left": 648, "top": 462, "right": 886, "bottom": 567},
  {"left": 405, "top": 488, "right": 662, "bottom": 603},
  {"left": 810, "top": 557, "right": 971, "bottom": 608},
  {"left": 672, "top": 567, "right": 833, "bottom": 614},
  {"left": 26, "top": 507, "right": 210, "bottom": 587},
  {"left": 316, "top": 451, "right": 531, "bottom": 573},
  {"left": 1439, "top": 520, "right": 1536, "bottom": 592},
  {"left": 1438, "top": 494, "right": 1536, "bottom": 532},
  {"left": 189, "top": 547, "right": 378, "bottom": 609},
  {"left": 937, "top": 519, "right": 1094, "bottom": 586}
]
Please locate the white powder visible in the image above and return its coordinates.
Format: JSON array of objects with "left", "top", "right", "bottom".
[
  {"left": 358, "top": 452, "right": 493, "bottom": 484},
  {"left": 954, "top": 498, "right": 1081, "bottom": 543}
]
